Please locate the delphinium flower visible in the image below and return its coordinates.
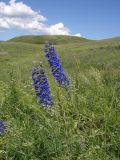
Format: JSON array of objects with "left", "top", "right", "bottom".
[
  {"left": 0, "top": 119, "right": 6, "bottom": 134},
  {"left": 32, "top": 62, "right": 53, "bottom": 107},
  {"left": 44, "top": 42, "right": 69, "bottom": 91}
]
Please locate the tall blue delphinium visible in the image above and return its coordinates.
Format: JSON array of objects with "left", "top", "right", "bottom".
[
  {"left": 32, "top": 62, "right": 53, "bottom": 107},
  {"left": 0, "top": 119, "right": 6, "bottom": 134},
  {"left": 44, "top": 42, "right": 69, "bottom": 91}
]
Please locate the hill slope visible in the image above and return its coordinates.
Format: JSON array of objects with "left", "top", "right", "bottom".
[
  {"left": 8, "top": 35, "right": 90, "bottom": 44},
  {"left": 0, "top": 36, "right": 120, "bottom": 160}
]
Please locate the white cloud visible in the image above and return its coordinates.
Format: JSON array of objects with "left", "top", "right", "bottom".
[
  {"left": 0, "top": 18, "right": 10, "bottom": 29},
  {"left": 74, "top": 33, "right": 81, "bottom": 37},
  {"left": 0, "top": 0, "right": 46, "bottom": 20},
  {"left": 44, "top": 23, "right": 70, "bottom": 35},
  {"left": 0, "top": 0, "right": 81, "bottom": 36}
]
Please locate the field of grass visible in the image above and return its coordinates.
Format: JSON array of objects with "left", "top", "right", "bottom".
[{"left": 0, "top": 35, "right": 120, "bottom": 160}]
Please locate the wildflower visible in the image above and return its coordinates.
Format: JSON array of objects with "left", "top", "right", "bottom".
[
  {"left": 0, "top": 119, "right": 6, "bottom": 134},
  {"left": 44, "top": 42, "right": 69, "bottom": 90},
  {"left": 32, "top": 62, "right": 53, "bottom": 106}
]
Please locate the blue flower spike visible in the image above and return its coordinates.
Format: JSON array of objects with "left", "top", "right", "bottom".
[
  {"left": 0, "top": 119, "right": 6, "bottom": 134},
  {"left": 44, "top": 41, "right": 69, "bottom": 91},
  {"left": 32, "top": 61, "right": 53, "bottom": 107}
]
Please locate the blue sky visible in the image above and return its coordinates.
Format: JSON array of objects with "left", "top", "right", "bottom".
[{"left": 0, "top": 0, "right": 120, "bottom": 40}]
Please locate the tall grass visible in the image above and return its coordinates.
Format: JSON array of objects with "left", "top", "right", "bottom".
[
  {"left": 0, "top": 65, "right": 119, "bottom": 160},
  {"left": 0, "top": 38, "right": 120, "bottom": 159}
]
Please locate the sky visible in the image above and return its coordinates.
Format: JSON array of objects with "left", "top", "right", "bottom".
[{"left": 0, "top": 0, "right": 120, "bottom": 40}]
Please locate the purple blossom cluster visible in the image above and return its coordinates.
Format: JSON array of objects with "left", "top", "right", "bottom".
[
  {"left": 0, "top": 119, "right": 6, "bottom": 134},
  {"left": 44, "top": 42, "right": 69, "bottom": 91},
  {"left": 32, "top": 63, "right": 53, "bottom": 107}
]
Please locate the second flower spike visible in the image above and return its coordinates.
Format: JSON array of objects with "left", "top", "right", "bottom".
[
  {"left": 44, "top": 42, "right": 69, "bottom": 91},
  {"left": 32, "top": 62, "right": 53, "bottom": 107}
]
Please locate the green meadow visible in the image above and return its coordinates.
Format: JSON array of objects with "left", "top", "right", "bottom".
[{"left": 0, "top": 35, "right": 120, "bottom": 160}]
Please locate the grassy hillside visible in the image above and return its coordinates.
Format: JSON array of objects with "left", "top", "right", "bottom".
[
  {"left": 0, "top": 36, "right": 120, "bottom": 160},
  {"left": 8, "top": 35, "right": 90, "bottom": 44}
]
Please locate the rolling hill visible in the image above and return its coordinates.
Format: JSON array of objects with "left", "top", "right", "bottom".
[{"left": 8, "top": 35, "right": 90, "bottom": 44}]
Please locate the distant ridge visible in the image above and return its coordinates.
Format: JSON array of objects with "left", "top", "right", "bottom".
[
  {"left": 99, "top": 36, "right": 120, "bottom": 41},
  {"left": 8, "top": 35, "right": 90, "bottom": 45}
]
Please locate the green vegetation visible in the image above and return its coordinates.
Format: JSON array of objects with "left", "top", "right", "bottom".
[
  {"left": 0, "top": 35, "right": 120, "bottom": 160},
  {"left": 8, "top": 35, "right": 90, "bottom": 45}
]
